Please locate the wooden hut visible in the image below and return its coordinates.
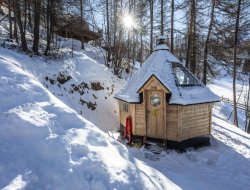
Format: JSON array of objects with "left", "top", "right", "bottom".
[
  {"left": 114, "top": 37, "right": 220, "bottom": 149},
  {"left": 55, "top": 15, "right": 101, "bottom": 42}
]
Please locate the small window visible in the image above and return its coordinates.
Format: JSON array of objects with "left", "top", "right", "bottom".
[
  {"left": 172, "top": 63, "right": 201, "bottom": 86},
  {"left": 123, "top": 102, "right": 129, "bottom": 112},
  {"left": 150, "top": 94, "right": 161, "bottom": 107}
]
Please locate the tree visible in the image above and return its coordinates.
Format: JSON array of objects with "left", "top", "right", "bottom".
[
  {"left": 246, "top": 74, "right": 250, "bottom": 133},
  {"left": 160, "top": 0, "right": 164, "bottom": 35},
  {"left": 13, "top": 0, "right": 28, "bottom": 51},
  {"left": 149, "top": 0, "right": 154, "bottom": 53},
  {"left": 232, "top": 0, "right": 242, "bottom": 127},
  {"left": 202, "top": 0, "right": 215, "bottom": 85},
  {"left": 33, "top": 0, "right": 42, "bottom": 54},
  {"left": 80, "top": 0, "right": 84, "bottom": 50},
  {"left": 106, "top": 0, "right": 111, "bottom": 62},
  {"left": 248, "top": 118, "right": 250, "bottom": 133},
  {"left": 186, "top": 0, "right": 197, "bottom": 74},
  {"left": 45, "top": 0, "right": 55, "bottom": 56},
  {"left": 8, "top": 0, "right": 12, "bottom": 39},
  {"left": 170, "top": 0, "right": 174, "bottom": 53}
]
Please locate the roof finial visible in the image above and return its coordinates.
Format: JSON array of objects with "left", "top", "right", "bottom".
[
  {"left": 157, "top": 35, "right": 166, "bottom": 45},
  {"left": 153, "top": 35, "right": 169, "bottom": 51}
]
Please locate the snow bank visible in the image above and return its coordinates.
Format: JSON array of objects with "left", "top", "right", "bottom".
[{"left": 0, "top": 47, "right": 125, "bottom": 132}]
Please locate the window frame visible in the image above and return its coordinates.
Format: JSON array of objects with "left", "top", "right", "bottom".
[{"left": 172, "top": 63, "right": 202, "bottom": 87}]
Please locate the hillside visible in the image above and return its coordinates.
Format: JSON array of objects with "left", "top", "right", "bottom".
[
  {"left": 0, "top": 47, "right": 250, "bottom": 190},
  {"left": 0, "top": 45, "right": 125, "bottom": 132}
]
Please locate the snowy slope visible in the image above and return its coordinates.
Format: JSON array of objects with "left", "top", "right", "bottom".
[
  {"left": 0, "top": 49, "right": 180, "bottom": 190},
  {"left": 0, "top": 46, "right": 124, "bottom": 132},
  {"left": 207, "top": 69, "right": 249, "bottom": 130}
]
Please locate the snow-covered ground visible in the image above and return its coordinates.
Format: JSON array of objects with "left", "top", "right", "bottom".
[
  {"left": 208, "top": 69, "right": 249, "bottom": 130},
  {"left": 0, "top": 46, "right": 249, "bottom": 190},
  {"left": 0, "top": 48, "right": 179, "bottom": 190},
  {"left": 0, "top": 46, "right": 124, "bottom": 132}
]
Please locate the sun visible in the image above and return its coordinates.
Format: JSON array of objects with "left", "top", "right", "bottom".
[{"left": 123, "top": 14, "right": 136, "bottom": 29}]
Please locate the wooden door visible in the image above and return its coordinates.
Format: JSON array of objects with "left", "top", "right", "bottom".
[{"left": 146, "top": 90, "right": 164, "bottom": 138}]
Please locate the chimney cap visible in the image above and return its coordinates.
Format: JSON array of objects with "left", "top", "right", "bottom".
[
  {"left": 157, "top": 35, "right": 166, "bottom": 40},
  {"left": 156, "top": 35, "right": 167, "bottom": 46}
]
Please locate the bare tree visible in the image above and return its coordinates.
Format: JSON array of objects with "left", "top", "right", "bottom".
[
  {"left": 80, "top": 0, "right": 84, "bottom": 49},
  {"left": 160, "top": 0, "right": 164, "bottom": 35},
  {"left": 150, "top": 0, "right": 154, "bottom": 53},
  {"left": 106, "top": 0, "right": 111, "bottom": 62},
  {"left": 233, "top": 0, "right": 242, "bottom": 127},
  {"left": 202, "top": 0, "right": 215, "bottom": 85},
  {"left": 45, "top": 0, "right": 55, "bottom": 56},
  {"left": 33, "top": 0, "right": 42, "bottom": 54},
  {"left": 8, "top": 0, "right": 12, "bottom": 39},
  {"left": 186, "top": 0, "right": 197, "bottom": 74},
  {"left": 13, "top": 0, "right": 28, "bottom": 51},
  {"left": 246, "top": 74, "right": 250, "bottom": 133},
  {"left": 170, "top": 0, "right": 174, "bottom": 53}
]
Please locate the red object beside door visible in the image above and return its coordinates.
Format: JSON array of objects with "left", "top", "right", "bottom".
[{"left": 124, "top": 116, "right": 133, "bottom": 144}]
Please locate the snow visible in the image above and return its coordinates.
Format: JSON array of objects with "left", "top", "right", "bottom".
[
  {"left": 130, "top": 112, "right": 250, "bottom": 189},
  {"left": 209, "top": 77, "right": 248, "bottom": 105},
  {"left": 0, "top": 48, "right": 180, "bottom": 190},
  {"left": 0, "top": 46, "right": 124, "bottom": 132},
  {"left": 153, "top": 44, "right": 170, "bottom": 51},
  {"left": 206, "top": 59, "right": 249, "bottom": 130},
  {"left": 0, "top": 43, "right": 249, "bottom": 190},
  {"left": 2, "top": 174, "right": 28, "bottom": 190},
  {"left": 115, "top": 45, "right": 220, "bottom": 105}
]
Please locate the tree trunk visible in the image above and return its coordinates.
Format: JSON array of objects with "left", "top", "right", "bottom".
[
  {"left": 233, "top": 0, "right": 242, "bottom": 127},
  {"left": 246, "top": 74, "right": 250, "bottom": 132},
  {"left": 140, "top": 2, "right": 143, "bottom": 66},
  {"left": 13, "top": 0, "right": 27, "bottom": 51},
  {"left": 23, "top": 0, "right": 27, "bottom": 35},
  {"left": 185, "top": 24, "right": 191, "bottom": 68},
  {"left": 106, "top": 0, "right": 111, "bottom": 62},
  {"left": 150, "top": 0, "right": 154, "bottom": 53},
  {"left": 13, "top": 13, "right": 18, "bottom": 43},
  {"left": 170, "top": 0, "right": 174, "bottom": 53},
  {"left": 80, "top": 0, "right": 84, "bottom": 50},
  {"left": 8, "top": 0, "right": 12, "bottom": 39},
  {"left": 45, "top": 0, "right": 54, "bottom": 56},
  {"left": 28, "top": 2, "right": 32, "bottom": 30},
  {"left": 186, "top": 0, "right": 197, "bottom": 74},
  {"left": 33, "top": 0, "right": 41, "bottom": 54},
  {"left": 160, "top": 0, "right": 164, "bottom": 35},
  {"left": 248, "top": 119, "right": 250, "bottom": 133},
  {"left": 190, "top": 0, "right": 196, "bottom": 74},
  {"left": 202, "top": 0, "right": 215, "bottom": 85}
]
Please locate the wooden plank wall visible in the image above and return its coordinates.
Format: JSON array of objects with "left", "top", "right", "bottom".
[
  {"left": 119, "top": 100, "right": 213, "bottom": 142},
  {"left": 166, "top": 105, "right": 179, "bottom": 141},
  {"left": 119, "top": 101, "right": 135, "bottom": 133},
  {"left": 135, "top": 103, "right": 146, "bottom": 136},
  {"left": 178, "top": 103, "right": 212, "bottom": 141}
]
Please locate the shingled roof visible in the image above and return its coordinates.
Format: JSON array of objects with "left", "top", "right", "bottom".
[{"left": 115, "top": 44, "right": 220, "bottom": 105}]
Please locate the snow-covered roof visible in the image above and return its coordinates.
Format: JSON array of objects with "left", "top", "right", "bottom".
[
  {"left": 154, "top": 44, "right": 170, "bottom": 51},
  {"left": 115, "top": 44, "right": 220, "bottom": 105}
]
